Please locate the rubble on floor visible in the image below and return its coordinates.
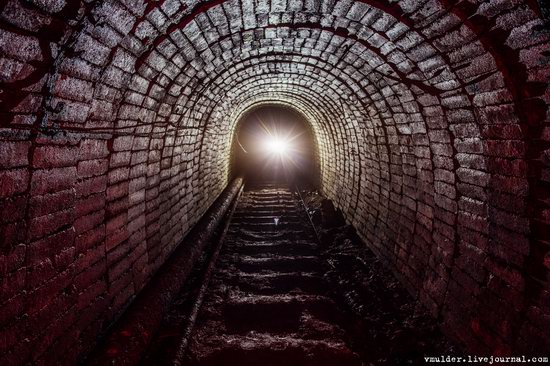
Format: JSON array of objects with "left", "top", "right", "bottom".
[{"left": 303, "top": 190, "right": 458, "bottom": 365}]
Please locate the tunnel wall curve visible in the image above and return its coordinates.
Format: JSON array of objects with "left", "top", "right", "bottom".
[{"left": 0, "top": 0, "right": 549, "bottom": 363}]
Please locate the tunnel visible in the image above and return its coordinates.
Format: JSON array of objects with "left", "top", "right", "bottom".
[
  {"left": 0, "top": 0, "right": 549, "bottom": 364},
  {"left": 230, "top": 105, "right": 319, "bottom": 186}
]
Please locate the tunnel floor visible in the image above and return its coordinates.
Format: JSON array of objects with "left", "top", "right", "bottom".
[{"left": 139, "top": 184, "right": 456, "bottom": 365}]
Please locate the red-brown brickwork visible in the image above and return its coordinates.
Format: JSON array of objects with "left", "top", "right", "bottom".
[{"left": 0, "top": 0, "right": 549, "bottom": 364}]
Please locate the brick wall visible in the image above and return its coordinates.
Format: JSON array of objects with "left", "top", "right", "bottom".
[{"left": 0, "top": 0, "right": 548, "bottom": 363}]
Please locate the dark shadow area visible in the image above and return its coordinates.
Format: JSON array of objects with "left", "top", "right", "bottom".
[
  {"left": 230, "top": 105, "right": 319, "bottom": 188},
  {"left": 302, "top": 190, "right": 459, "bottom": 365},
  {"left": 141, "top": 184, "right": 458, "bottom": 366}
]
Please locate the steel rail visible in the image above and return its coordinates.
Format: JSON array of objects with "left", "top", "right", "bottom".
[
  {"left": 84, "top": 178, "right": 243, "bottom": 366},
  {"left": 172, "top": 182, "right": 244, "bottom": 366},
  {"left": 294, "top": 185, "right": 323, "bottom": 246},
  {"left": 171, "top": 182, "right": 323, "bottom": 365},
  {"left": 293, "top": 185, "right": 339, "bottom": 270}
]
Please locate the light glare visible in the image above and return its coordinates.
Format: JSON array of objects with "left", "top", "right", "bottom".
[{"left": 265, "top": 136, "right": 290, "bottom": 155}]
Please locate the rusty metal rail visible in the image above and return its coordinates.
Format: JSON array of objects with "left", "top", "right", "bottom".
[
  {"left": 84, "top": 178, "right": 244, "bottom": 366},
  {"left": 165, "top": 182, "right": 362, "bottom": 365},
  {"left": 172, "top": 183, "right": 244, "bottom": 366},
  {"left": 293, "top": 185, "right": 323, "bottom": 245}
]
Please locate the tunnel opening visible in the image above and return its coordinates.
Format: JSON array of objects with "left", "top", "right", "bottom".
[
  {"left": 0, "top": 0, "right": 549, "bottom": 363},
  {"left": 230, "top": 105, "right": 320, "bottom": 188}
]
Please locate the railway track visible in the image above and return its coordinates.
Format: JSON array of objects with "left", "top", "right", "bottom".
[{"left": 142, "top": 183, "right": 363, "bottom": 366}]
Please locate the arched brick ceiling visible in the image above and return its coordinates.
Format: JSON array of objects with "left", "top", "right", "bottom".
[{"left": 0, "top": 0, "right": 549, "bottom": 363}]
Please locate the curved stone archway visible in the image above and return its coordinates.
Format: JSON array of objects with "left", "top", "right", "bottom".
[{"left": 0, "top": 0, "right": 549, "bottom": 363}]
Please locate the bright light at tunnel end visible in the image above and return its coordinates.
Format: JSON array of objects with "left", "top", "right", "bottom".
[
  {"left": 265, "top": 136, "right": 289, "bottom": 155},
  {"left": 264, "top": 136, "right": 291, "bottom": 156}
]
